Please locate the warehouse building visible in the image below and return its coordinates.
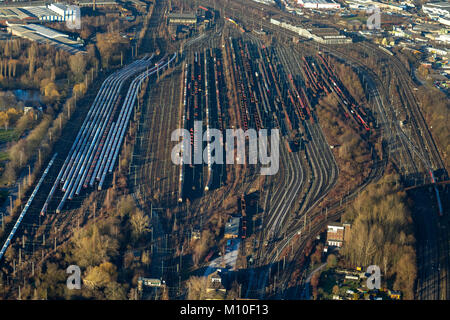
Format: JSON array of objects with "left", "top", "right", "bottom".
[
  {"left": 0, "top": 8, "right": 37, "bottom": 21},
  {"left": 297, "top": 0, "right": 341, "bottom": 10},
  {"left": 345, "top": 0, "right": 405, "bottom": 12},
  {"left": 326, "top": 222, "right": 351, "bottom": 248},
  {"left": 23, "top": 6, "right": 65, "bottom": 21},
  {"left": 224, "top": 217, "right": 240, "bottom": 239}
]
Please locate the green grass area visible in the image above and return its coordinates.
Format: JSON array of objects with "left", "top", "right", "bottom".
[
  {"left": 0, "top": 129, "right": 19, "bottom": 143},
  {"left": 0, "top": 151, "right": 9, "bottom": 161}
]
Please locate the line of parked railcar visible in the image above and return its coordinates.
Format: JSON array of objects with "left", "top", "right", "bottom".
[
  {"left": 229, "top": 39, "right": 284, "bottom": 134},
  {"left": 179, "top": 46, "right": 230, "bottom": 201},
  {"left": 98, "top": 54, "right": 177, "bottom": 192},
  {"left": 264, "top": 45, "right": 312, "bottom": 151}
]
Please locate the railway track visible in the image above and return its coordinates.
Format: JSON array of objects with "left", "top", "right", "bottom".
[
  {"left": 169, "top": 1, "right": 446, "bottom": 300},
  {"left": 42, "top": 56, "right": 155, "bottom": 214},
  {"left": 138, "top": 0, "right": 445, "bottom": 299},
  {"left": 201, "top": 9, "right": 388, "bottom": 296},
  {"left": 0, "top": 54, "right": 177, "bottom": 270}
]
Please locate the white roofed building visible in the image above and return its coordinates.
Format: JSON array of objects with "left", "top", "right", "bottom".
[
  {"left": 47, "top": 3, "right": 77, "bottom": 22},
  {"left": 297, "top": 0, "right": 341, "bottom": 10}
]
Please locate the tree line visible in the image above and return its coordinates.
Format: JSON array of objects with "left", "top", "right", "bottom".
[{"left": 341, "top": 172, "right": 417, "bottom": 299}]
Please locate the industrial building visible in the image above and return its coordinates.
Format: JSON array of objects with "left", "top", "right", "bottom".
[
  {"left": 252, "top": 0, "right": 276, "bottom": 5},
  {"left": 168, "top": 12, "right": 197, "bottom": 25},
  {"left": 438, "top": 16, "right": 450, "bottom": 26},
  {"left": 297, "top": 0, "right": 341, "bottom": 10},
  {"left": 7, "top": 23, "right": 83, "bottom": 54},
  {"left": 311, "top": 27, "right": 352, "bottom": 44},
  {"left": 422, "top": 2, "right": 450, "bottom": 19},
  {"left": 47, "top": 3, "right": 77, "bottom": 21},
  {"left": 0, "top": 8, "right": 32, "bottom": 21},
  {"left": 0, "top": 3, "right": 77, "bottom": 23},
  {"left": 24, "top": 6, "right": 65, "bottom": 22},
  {"left": 9, "top": 23, "right": 68, "bottom": 39},
  {"left": 326, "top": 222, "right": 351, "bottom": 248},
  {"left": 270, "top": 18, "right": 352, "bottom": 44},
  {"left": 128, "top": 0, "right": 148, "bottom": 10}
]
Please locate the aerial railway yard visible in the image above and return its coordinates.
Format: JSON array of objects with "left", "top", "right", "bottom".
[
  {"left": 131, "top": 63, "right": 183, "bottom": 206},
  {"left": 157, "top": 27, "right": 381, "bottom": 298},
  {"left": 0, "top": 0, "right": 448, "bottom": 301}
]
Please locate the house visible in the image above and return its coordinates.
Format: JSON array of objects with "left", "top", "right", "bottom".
[
  {"left": 326, "top": 222, "right": 351, "bottom": 247},
  {"left": 24, "top": 107, "right": 33, "bottom": 114},
  {"left": 205, "top": 270, "right": 227, "bottom": 299}
]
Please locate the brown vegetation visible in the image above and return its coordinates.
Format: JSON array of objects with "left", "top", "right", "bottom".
[{"left": 341, "top": 173, "right": 417, "bottom": 299}]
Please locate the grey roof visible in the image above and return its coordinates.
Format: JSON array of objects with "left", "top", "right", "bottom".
[
  {"left": 225, "top": 217, "right": 240, "bottom": 236},
  {"left": 169, "top": 13, "right": 197, "bottom": 19}
]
